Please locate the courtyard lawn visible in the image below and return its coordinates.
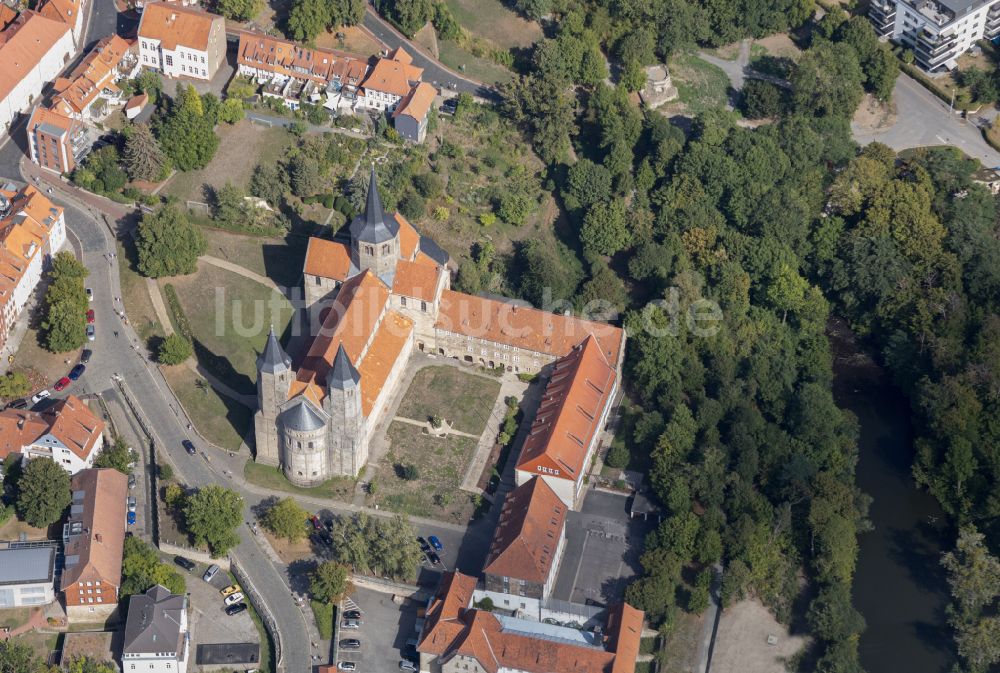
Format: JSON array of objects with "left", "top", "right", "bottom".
[
  {"left": 164, "top": 262, "right": 294, "bottom": 394},
  {"left": 118, "top": 239, "right": 165, "bottom": 346},
  {"left": 443, "top": 0, "right": 541, "bottom": 49},
  {"left": 371, "top": 421, "right": 479, "bottom": 521},
  {"left": 162, "top": 364, "right": 252, "bottom": 451},
  {"left": 669, "top": 52, "right": 732, "bottom": 115},
  {"left": 163, "top": 121, "right": 294, "bottom": 203},
  {"left": 243, "top": 462, "right": 355, "bottom": 500},
  {"left": 201, "top": 228, "right": 310, "bottom": 290},
  {"left": 394, "top": 366, "right": 501, "bottom": 435},
  {"left": 437, "top": 41, "right": 514, "bottom": 86}
]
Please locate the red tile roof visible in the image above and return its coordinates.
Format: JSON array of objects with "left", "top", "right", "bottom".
[
  {"left": 393, "top": 81, "right": 436, "bottom": 122},
  {"left": 303, "top": 238, "right": 353, "bottom": 282},
  {"left": 62, "top": 469, "right": 127, "bottom": 596},
  {"left": 236, "top": 31, "right": 366, "bottom": 85},
  {"left": 52, "top": 34, "right": 132, "bottom": 115},
  {"left": 0, "top": 11, "right": 71, "bottom": 105},
  {"left": 516, "top": 336, "right": 615, "bottom": 481},
  {"left": 483, "top": 476, "right": 566, "bottom": 584},
  {"left": 138, "top": 2, "right": 220, "bottom": 51},
  {"left": 392, "top": 258, "right": 441, "bottom": 303},
  {"left": 357, "top": 310, "right": 412, "bottom": 415},
  {"left": 38, "top": 0, "right": 80, "bottom": 28},
  {"left": 0, "top": 395, "right": 104, "bottom": 462},
  {"left": 362, "top": 50, "right": 423, "bottom": 98}
]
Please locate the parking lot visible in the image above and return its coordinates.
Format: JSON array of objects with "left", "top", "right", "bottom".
[
  {"left": 551, "top": 490, "right": 653, "bottom": 606},
  {"left": 333, "top": 587, "right": 423, "bottom": 673},
  {"left": 178, "top": 560, "right": 260, "bottom": 660}
]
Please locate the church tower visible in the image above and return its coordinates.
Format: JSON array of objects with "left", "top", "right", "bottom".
[
  {"left": 324, "top": 344, "right": 367, "bottom": 477},
  {"left": 350, "top": 165, "right": 400, "bottom": 283},
  {"left": 253, "top": 326, "right": 290, "bottom": 466}
]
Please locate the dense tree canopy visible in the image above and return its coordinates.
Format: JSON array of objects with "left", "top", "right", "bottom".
[
  {"left": 184, "top": 485, "right": 244, "bottom": 557},
  {"left": 122, "top": 536, "right": 186, "bottom": 597},
  {"left": 135, "top": 204, "right": 207, "bottom": 278},
  {"left": 16, "top": 458, "right": 71, "bottom": 527},
  {"left": 328, "top": 513, "right": 422, "bottom": 580},
  {"left": 41, "top": 251, "right": 89, "bottom": 353},
  {"left": 154, "top": 84, "right": 219, "bottom": 171},
  {"left": 260, "top": 497, "right": 308, "bottom": 543}
]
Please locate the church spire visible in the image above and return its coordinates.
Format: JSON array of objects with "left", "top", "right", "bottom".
[
  {"left": 349, "top": 165, "right": 399, "bottom": 244},
  {"left": 257, "top": 325, "right": 291, "bottom": 375},
  {"left": 327, "top": 343, "right": 360, "bottom": 390}
]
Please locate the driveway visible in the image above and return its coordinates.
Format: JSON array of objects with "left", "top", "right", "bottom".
[{"left": 852, "top": 72, "right": 1000, "bottom": 166}]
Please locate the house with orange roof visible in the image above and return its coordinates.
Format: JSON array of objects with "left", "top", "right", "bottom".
[
  {"left": 0, "top": 10, "right": 74, "bottom": 133},
  {"left": 418, "top": 571, "right": 644, "bottom": 673},
  {"left": 474, "top": 476, "right": 567, "bottom": 618},
  {"left": 0, "top": 395, "right": 106, "bottom": 474},
  {"left": 137, "top": 2, "right": 225, "bottom": 80},
  {"left": 63, "top": 468, "right": 127, "bottom": 622},
  {"left": 393, "top": 80, "right": 436, "bottom": 142},
  {"left": 255, "top": 165, "right": 624, "bottom": 490},
  {"left": 362, "top": 47, "right": 423, "bottom": 112},
  {"left": 37, "top": 0, "right": 84, "bottom": 46},
  {"left": 26, "top": 105, "right": 86, "bottom": 174},
  {"left": 50, "top": 34, "right": 138, "bottom": 119},
  {"left": 0, "top": 184, "right": 67, "bottom": 353}
]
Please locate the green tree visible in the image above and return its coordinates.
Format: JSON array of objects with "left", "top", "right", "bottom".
[
  {"left": 155, "top": 84, "right": 219, "bottom": 171},
  {"left": 218, "top": 97, "right": 245, "bottom": 124},
  {"left": 310, "top": 560, "right": 350, "bottom": 603},
  {"left": 183, "top": 485, "right": 244, "bottom": 557},
  {"left": 250, "top": 162, "right": 290, "bottom": 206},
  {"left": 564, "top": 158, "right": 612, "bottom": 211},
  {"left": 0, "top": 371, "right": 30, "bottom": 399},
  {"left": 215, "top": 0, "right": 261, "bottom": 20},
  {"left": 0, "top": 639, "right": 38, "bottom": 673},
  {"left": 94, "top": 436, "right": 133, "bottom": 474},
  {"left": 791, "top": 42, "right": 864, "bottom": 118},
  {"left": 497, "top": 191, "right": 533, "bottom": 226},
  {"left": 121, "top": 536, "right": 186, "bottom": 597},
  {"left": 66, "top": 657, "right": 119, "bottom": 673},
  {"left": 581, "top": 200, "right": 631, "bottom": 257},
  {"left": 290, "top": 155, "right": 322, "bottom": 197},
  {"left": 41, "top": 252, "right": 88, "bottom": 353},
  {"left": 123, "top": 123, "right": 167, "bottom": 181},
  {"left": 287, "top": 0, "right": 332, "bottom": 41},
  {"left": 261, "top": 497, "right": 308, "bottom": 543},
  {"left": 134, "top": 69, "right": 162, "bottom": 103},
  {"left": 398, "top": 191, "right": 426, "bottom": 220},
  {"left": 16, "top": 457, "right": 71, "bottom": 527},
  {"left": 808, "top": 583, "right": 866, "bottom": 643},
  {"left": 157, "top": 333, "right": 193, "bottom": 365},
  {"left": 741, "top": 79, "right": 785, "bottom": 119},
  {"left": 136, "top": 204, "right": 206, "bottom": 278}
]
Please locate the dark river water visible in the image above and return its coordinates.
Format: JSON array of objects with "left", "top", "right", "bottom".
[{"left": 831, "top": 322, "right": 953, "bottom": 673}]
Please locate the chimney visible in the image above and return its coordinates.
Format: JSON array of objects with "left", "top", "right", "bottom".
[{"left": 95, "top": 533, "right": 102, "bottom": 543}]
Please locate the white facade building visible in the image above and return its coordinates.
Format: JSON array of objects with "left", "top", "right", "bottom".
[
  {"left": 122, "top": 585, "right": 190, "bottom": 673},
  {"left": 869, "top": 0, "right": 1000, "bottom": 71},
  {"left": 0, "top": 12, "right": 73, "bottom": 132},
  {"left": 137, "top": 3, "right": 226, "bottom": 81}
]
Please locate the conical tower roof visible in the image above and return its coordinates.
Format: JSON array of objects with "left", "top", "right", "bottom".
[
  {"left": 283, "top": 399, "right": 327, "bottom": 432},
  {"left": 327, "top": 343, "right": 360, "bottom": 390},
  {"left": 257, "top": 326, "right": 291, "bottom": 375},
  {"left": 349, "top": 165, "right": 399, "bottom": 244}
]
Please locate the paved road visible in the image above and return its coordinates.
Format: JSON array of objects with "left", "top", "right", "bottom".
[
  {"left": 852, "top": 72, "right": 1000, "bottom": 166},
  {"left": 361, "top": 8, "right": 494, "bottom": 99}
]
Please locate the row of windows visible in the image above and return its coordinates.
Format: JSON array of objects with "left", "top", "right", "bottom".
[{"left": 398, "top": 296, "right": 427, "bottom": 311}]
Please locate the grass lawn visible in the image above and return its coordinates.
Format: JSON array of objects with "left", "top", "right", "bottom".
[
  {"left": 395, "top": 366, "right": 500, "bottom": 435},
  {"left": 244, "top": 461, "right": 355, "bottom": 500},
  {"left": 443, "top": 0, "right": 541, "bottom": 49},
  {"left": 118, "top": 239, "right": 165, "bottom": 346},
  {"left": 16, "top": 631, "right": 59, "bottom": 663},
  {"left": 164, "top": 262, "right": 294, "bottom": 393},
  {"left": 161, "top": 364, "right": 252, "bottom": 451},
  {"left": 370, "top": 421, "right": 479, "bottom": 521},
  {"left": 0, "top": 516, "right": 49, "bottom": 542},
  {"left": 437, "top": 41, "right": 514, "bottom": 86},
  {"left": 0, "top": 607, "right": 32, "bottom": 630},
  {"left": 163, "top": 122, "right": 294, "bottom": 203},
  {"left": 669, "top": 52, "right": 732, "bottom": 115},
  {"left": 658, "top": 610, "right": 704, "bottom": 673},
  {"left": 311, "top": 599, "right": 334, "bottom": 639},
  {"left": 201, "top": 228, "right": 309, "bottom": 290},
  {"left": 315, "top": 26, "right": 383, "bottom": 57}
]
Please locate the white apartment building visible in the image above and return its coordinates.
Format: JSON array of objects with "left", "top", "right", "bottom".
[
  {"left": 137, "top": 2, "right": 226, "bottom": 80},
  {"left": 122, "top": 585, "right": 190, "bottom": 673},
  {"left": 0, "top": 11, "right": 74, "bottom": 132},
  {"left": 869, "top": 0, "right": 1000, "bottom": 71},
  {"left": 0, "top": 395, "right": 106, "bottom": 475}
]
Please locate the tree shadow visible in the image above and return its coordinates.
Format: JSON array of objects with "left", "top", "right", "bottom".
[
  {"left": 287, "top": 558, "right": 316, "bottom": 595},
  {"left": 192, "top": 338, "right": 254, "bottom": 396},
  {"left": 251, "top": 495, "right": 279, "bottom": 520}
]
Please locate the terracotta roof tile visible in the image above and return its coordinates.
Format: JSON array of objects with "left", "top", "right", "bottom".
[
  {"left": 0, "top": 186, "right": 63, "bottom": 311},
  {"left": 304, "top": 238, "right": 353, "bottom": 281},
  {"left": 236, "top": 30, "right": 366, "bottom": 85},
  {"left": 396, "top": 213, "right": 419, "bottom": 259},
  {"left": 392, "top": 258, "right": 441, "bottom": 303},
  {"left": 124, "top": 91, "right": 148, "bottom": 111},
  {"left": 38, "top": 0, "right": 80, "bottom": 27},
  {"left": 356, "top": 310, "right": 413, "bottom": 416},
  {"left": 393, "top": 81, "right": 436, "bottom": 122},
  {"left": 138, "top": 2, "right": 220, "bottom": 51},
  {"left": 516, "top": 336, "right": 615, "bottom": 480},
  {"left": 0, "top": 11, "right": 71, "bottom": 104},
  {"left": 28, "top": 106, "right": 77, "bottom": 135},
  {"left": 51, "top": 34, "right": 132, "bottom": 114},
  {"left": 45, "top": 395, "right": 105, "bottom": 459},
  {"left": 62, "top": 469, "right": 127, "bottom": 595},
  {"left": 436, "top": 290, "right": 624, "bottom": 361},
  {"left": 482, "top": 476, "right": 565, "bottom": 583},
  {"left": 362, "top": 52, "right": 423, "bottom": 98}
]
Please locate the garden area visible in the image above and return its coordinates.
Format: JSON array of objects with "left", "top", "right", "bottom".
[
  {"left": 394, "top": 365, "right": 500, "bottom": 434},
  {"left": 664, "top": 52, "right": 733, "bottom": 116}
]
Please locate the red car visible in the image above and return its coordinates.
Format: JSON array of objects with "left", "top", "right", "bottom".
[
  {"left": 53, "top": 376, "right": 71, "bottom": 392},
  {"left": 86, "top": 309, "right": 95, "bottom": 324}
]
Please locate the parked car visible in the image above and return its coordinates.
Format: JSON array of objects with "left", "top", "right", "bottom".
[
  {"left": 338, "top": 663, "right": 356, "bottom": 672},
  {"left": 86, "top": 325, "right": 95, "bottom": 341},
  {"left": 310, "top": 515, "right": 322, "bottom": 530},
  {"left": 440, "top": 98, "right": 458, "bottom": 115},
  {"left": 127, "top": 511, "right": 136, "bottom": 525},
  {"left": 339, "top": 639, "right": 361, "bottom": 650},
  {"left": 426, "top": 551, "right": 441, "bottom": 566},
  {"left": 416, "top": 537, "right": 430, "bottom": 553},
  {"left": 224, "top": 592, "right": 244, "bottom": 606},
  {"left": 341, "top": 619, "right": 361, "bottom": 629},
  {"left": 6, "top": 398, "right": 27, "bottom": 410},
  {"left": 128, "top": 474, "right": 137, "bottom": 490},
  {"left": 30, "top": 390, "right": 50, "bottom": 404},
  {"left": 343, "top": 610, "right": 362, "bottom": 620},
  {"left": 80, "top": 349, "right": 92, "bottom": 363},
  {"left": 174, "top": 556, "right": 196, "bottom": 571},
  {"left": 399, "top": 660, "right": 417, "bottom": 671},
  {"left": 203, "top": 564, "right": 220, "bottom": 582},
  {"left": 85, "top": 287, "right": 93, "bottom": 302},
  {"left": 220, "top": 584, "right": 241, "bottom": 597},
  {"left": 53, "top": 377, "right": 71, "bottom": 392},
  {"left": 127, "top": 496, "right": 136, "bottom": 512},
  {"left": 68, "top": 364, "right": 86, "bottom": 380},
  {"left": 225, "top": 603, "right": 247, "bottom": 616},
  {"left": 428, "top": 535, "right": 443, "bottom": 551},
  {"left": 86, "top": 309, "right": 95, "bottom": 324},
  {"left": 183, "top": 440, "right": 196, "bottom": 455}
]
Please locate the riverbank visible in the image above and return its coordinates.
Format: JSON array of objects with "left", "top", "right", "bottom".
[{"left": 828, "top": 317, "right": 953, "bottom": 673}]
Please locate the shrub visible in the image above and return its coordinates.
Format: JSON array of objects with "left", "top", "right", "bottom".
[
  {"left": 605, "top": 444, "right": 630, "bottom": 469},
  {"left": 399, "top": 464, "right": 419, "bottom": 480}
]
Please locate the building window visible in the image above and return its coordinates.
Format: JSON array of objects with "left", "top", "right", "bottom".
[
  {"left": 165, "top": 55, "right": 173, "bottom": 66},
  {"left": 400, "top": 296, "right": 407, "bottom": 307},
  {"left": 308, "top": 442, "right": 314, "bottom": 448},
  {"left": 315, "top": 276, "right": 321, "bottom": 285},
  {"left": 382, "top": 243, "right": 390, "bottom": 254},
  {"left": 421, "top": 301, "right": 427, "bottom": 311}
]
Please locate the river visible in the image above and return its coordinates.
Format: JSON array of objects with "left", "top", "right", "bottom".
[{"left": 830, "top": 319, "right": 953, "bottom": 673}]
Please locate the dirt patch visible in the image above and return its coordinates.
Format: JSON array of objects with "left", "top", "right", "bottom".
[
  {"left": 315, "top": 26, "right": 385, "bottom": 58},
  {"left": 754, "top": 34, "right": 801, "bottom": 60},
  {"left": 413, "top": 22, "right": 440, "bottom": 59},
  {"left": 262, "top": 529, "right": 314, "bottom": 565},
  {"left": 659, "top": 611, "right": 704, "bottom": 673},
  {"left": 710, "top": 599, "right": 807, "bottom": 673},
  {"left": 853, "top": 93, "right": 897, "bottom": 132},
  {"left": 0, "top": 516, "right": 49, "bottom": 542}
]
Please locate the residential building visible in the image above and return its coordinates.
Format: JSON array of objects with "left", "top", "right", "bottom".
[
  {"left": 27, "top": 106, "right": 87, "bottom": 173},
  {"left": 37, "top": 0, "right": 84, "bottom": 47},
  {"left": 0, "top": 543, "right": 57, "bottom": 607},
  {"left": 475, "top": 476, "right": 567, "bottom": 619},
  {"left": 124, "top": 91, "right": 148, "bottom": 119},
  {"left": 51, "top": 34, "right": 138, "bottom": 119},
  {"left": 137, "top": 3, "right": 225, "bottom": 80},
  {"left": 392, "top": 81, "right": 436, "bottom": 142},
  {"left": 0, "top": 10, "right": 74, "bottom": 132},
  {"left": 255, "top": 168, "right": 625, "bottom": 486},
  {"left": 63, "top": 468, "right": 127, "bottom": 622},
  {"left": 514, "top": 334, "right": 618, "bottom": 509},
  {"left": 869, "top": 0, "right": 1000, "bottom": 71},
  {"left": 0, "top": 184, "right": 67, "bottom": 353},
  {"left": 122, "top": 584, "right": 190, "bottom": 673},
  {"left": 418, "top": 571, "right": 643, "bottom": 673},
  {"left": 0, "top": 395, "right": 106, "bottom": 473},
  {"left": 361, "top": 47, "right": 422, "bottom": 112}
]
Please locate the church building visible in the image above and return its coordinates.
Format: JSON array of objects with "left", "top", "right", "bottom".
[{"left": 254, "top": 168, "right": 625, "bottom": 491}]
